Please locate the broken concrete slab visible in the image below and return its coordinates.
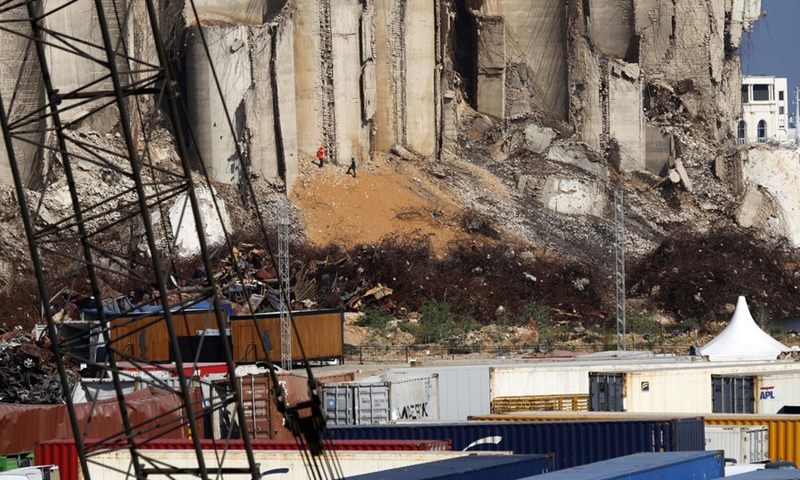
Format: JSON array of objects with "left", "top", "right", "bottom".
[
  {"left": 539, "top": 177, "right": 605, "bottom": 216},
  {"left": 674, "top": 158, "right": 693, "bottom": 192},
  {"left": 169, "top": 187, "right": 231, "bottom": 259},
  {"left": 737, "top": 186, "right": 764, "bottom": 228},
  {"left": 744, "top": 147, "right": 800, "bottom": 247},
  {"left": 524, "top": 124, "right": 556, "bottom": 154},
  {"left": 645, "top": 126, "right": 671, "bottom": 176},
  {"left": 546, "top": 144, "right": 609, "bottom": 181},
  {"left": 608, "top": 60, "right": 644, "bottom": 172},
  {"left": 588, "top": 0, "right": 635, "bottom": 59}
]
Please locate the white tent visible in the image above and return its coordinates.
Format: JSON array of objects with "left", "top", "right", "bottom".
[{"left": 700, "top": 296, "right": 789, "bottom": 361}]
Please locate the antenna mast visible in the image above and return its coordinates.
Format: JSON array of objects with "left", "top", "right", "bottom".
[{"left": 615, "top": 189, "right": 627, "bottom": 351}]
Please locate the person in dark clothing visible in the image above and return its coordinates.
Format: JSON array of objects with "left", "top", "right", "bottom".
[{"left": 347, "top": 157, "right": 356, "bottom": 178}]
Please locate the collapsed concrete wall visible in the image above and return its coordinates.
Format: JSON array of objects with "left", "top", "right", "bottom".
[
  {"left": 742, "top": 147, "right": 800, "bottom": 246},
  {"left": 0, "top": 4, "right": 44, "bottom": 188}
]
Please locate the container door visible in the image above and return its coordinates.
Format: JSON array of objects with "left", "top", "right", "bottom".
[
  {"left": 712, "top": 375, "right": 755, "bottom": 413},
  {"left": 323, "top": 385, "right": 354, "bottom": 426},
  {"left": 355, "top": 384, "right": 390, "bottom": 424},
  {"left": 589, "top": 372, "right": 623, "bottom": 411}
]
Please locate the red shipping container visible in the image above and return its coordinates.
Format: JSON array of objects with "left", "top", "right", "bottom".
[{"left": 35, "top": 438, "right": 451, "bottom": 480}]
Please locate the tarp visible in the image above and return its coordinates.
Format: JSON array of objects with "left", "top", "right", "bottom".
[{"left": 700, "top": 296, "right": 789, "bottom": 361}]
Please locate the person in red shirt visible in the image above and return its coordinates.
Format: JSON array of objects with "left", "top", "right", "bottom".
[{"left": 316, "top": 146, "right": 325, "bottom": 167}]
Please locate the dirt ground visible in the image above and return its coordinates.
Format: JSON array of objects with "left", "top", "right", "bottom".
[{"left": 291, "top": 154, "right": 465, "bottom": 252}]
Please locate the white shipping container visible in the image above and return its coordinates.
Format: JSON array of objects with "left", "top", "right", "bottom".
[
  {"left": 390, "top": 365, "right": 493, "bottom": 420},
  {"left": 705, "top": 425, "right": 769, "bottom": 464},
  {"left": 754, "top": 371, "right": 800, "bottom": 414},
  {"left": 80, "top": 449, "right": 504, "bottom": 480},
  {"left": 491, "top": 359, "right": 800, "bottom": 402},
  {"left": 323, "top": 374, "right": 439, "bottom": 425},
  {"left": 590, "top": 363, "right": 800, "bottom": 413}
]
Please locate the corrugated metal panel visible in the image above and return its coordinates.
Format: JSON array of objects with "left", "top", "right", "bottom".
[
  {"left": 346, "top": 454, "right": 553, "bottom": 480},
  {"left": 36, "top": 439, "right": 452, "bottom": 480},
  {"left": 80, "top": 449, "right": 486, "bottom": 480},
  {"left": 705, "top": 425, "right": 769, "bottom": 464},
  {"left": 329, "top": 418, "right": 704, "bottom": 470},
  {"left": 517, "top": 451, "right": 724, "bottom": 480},
  {"left": 231, "top": 309, "right": 343, "bottom": 362},
  {"left": 323, "top": 375, "right": 439, "bottom": 425}
]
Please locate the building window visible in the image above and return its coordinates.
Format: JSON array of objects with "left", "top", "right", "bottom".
[
  {"left": 742, "top": 85, "right": 749, "bottom": 103},
  {"left": 779, "top": 91, "right": 784, "bottom": 101},
  {"left": 757, "top": 120, "right": 767, "bottom": 141},
  {"left": 779, "top": 106, "right": 784, "bottom": 114},
  {"left": 737, "top": 120, "right": 747, "bottom": 144},
  {"left": 753, "top": 84, "right": 770, "bottom": 101}
]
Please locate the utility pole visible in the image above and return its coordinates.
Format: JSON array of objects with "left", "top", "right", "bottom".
[
  {"left": 278, "top": 197, "right": 292, "bottom": 371},
  {"left": 614, "top": 190, "right": 627, "bottom": 351}
]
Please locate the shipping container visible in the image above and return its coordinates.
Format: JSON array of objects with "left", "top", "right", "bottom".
[
  {"left": 468, "top": 411, "right": 800, "bottom": 466},
  {"left": 346, "top": 454, "right": 553, "bottom": 480},
  {"left": 713, "top": 371, "right": 800, "bottom": 415},
  {"left": 705, "top": 425, "right": 769, "bottom": 464},
  {"left": 323, "top": 374, "right": 439, "bottom": 425},
  {"left": 231, "top": 309, "right": 343, "bottom": 363},
  {"left": 329, "top": 418, "right": 705, "bottom": 470},
  {"left": 518, "top": 451, "right": 724, "bottom": 480},
  {"left": 78, "top": 449, "right": 495, "bottom": 480},
  {"left": 0, "top": 388, "right": 189, "bottom": 456},
  {"left": 589, "top": 364, "right": 800, "bottom": 413},
  {"left": 721, "top": 470, "right": 800, "bottom": 479},
  {"left": 208, "top": 372, "right": 355, "bottom": 440},
  {"left": 36, "top": 439, "right": 451, "bottom": 480}
]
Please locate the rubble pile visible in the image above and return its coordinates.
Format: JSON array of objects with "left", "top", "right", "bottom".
[{"left": 0, "top": 328, "right": 77, "bottom": 403}]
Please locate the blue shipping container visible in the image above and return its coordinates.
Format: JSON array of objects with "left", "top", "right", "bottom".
[
  {"left": 722, "top": 470, "right": 800, "bottom": 480},
  {"left": 328, "top": 418, "right": 705, "bottom": 470},
  {"left": 518, "top": 451, "right": 723, "bottom": 479},
  {"left": 347, "top": 454, "right": 553, "bottom": 480}
]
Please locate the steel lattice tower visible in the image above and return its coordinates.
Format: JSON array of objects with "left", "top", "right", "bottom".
[
  {"left": 615, "top": 189, "right": 627, "bottom": 351},
  {"left": 278, "top": 197, "right": 292, "bottom": 371}
]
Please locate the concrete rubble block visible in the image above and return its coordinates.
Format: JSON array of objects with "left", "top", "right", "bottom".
[
  {"left": 524, "top": 124, "right": 556, "bottom": 154},
  {"left": 538, "top": 177, "right": 605, "bottom": 216},
  {"left": 674, "top": 158, "right": 692, "bottom": 192},
  {"left": 588, "top": 0, "right": 635, "bottom": 59},
  {"left": 187, "top": 25, "right": 252, "bottom": 184},
  {"left": 634, "top": 0, "right": 673, "bottom": 72},
  {"left": 744, "top": 147, "right": 800, "bottom": 247},
  {"left": 737, "top": 186, "right": 764, "bottom": 228},
  {"left": 168, "top": 187, "right": 231, "bottom": 259},
  {"left": 644, "top": 125, "right": 670, "bottom": 176},
  {"left": 547, "top": 145, "right": 609, "bottom": 181},
  {"left": 608, "top": 59, "right": 644, "bottom": 172}
]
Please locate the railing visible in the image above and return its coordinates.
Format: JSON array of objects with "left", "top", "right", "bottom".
[
  {"left": 343, "top": 343, "right": 693, "bottom": 364},
  {"left": 491, "top": 394, "right": 590, "bottom": 414}
]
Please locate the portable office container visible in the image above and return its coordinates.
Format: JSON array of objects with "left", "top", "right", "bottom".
[
  {"left": 590, "top": 364, "right": 800, "bottom": 413},
  {"left": 705, "top": 425, "right": 769, "bottom": 464},
  {"left": 78, "top": 449, "right": 491, "bottom": 480},
  {"left": 35, "top": 439, "right": 452, "bottom": 480},
  {"left": 323, "top": 374, "right": 439, "bottom": 425},
  {"left": 468, "top": 411, "right": 800, "bottom": 466},
  {"left": 231, "top": 308, "right": 343, "bottom": 363},
  {"left": 346, "top": 454, "right": 553, "bottom": 480},
  {"left": 518, "top": 451, "right": 724, "bottom": 480},
  {"left": 329, "top": 417, "right": 705, "bottom": 470}
]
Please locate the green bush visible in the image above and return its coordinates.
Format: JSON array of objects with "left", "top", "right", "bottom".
[{"left": 356, "top": 308, "right": 393, "bottom": 333}]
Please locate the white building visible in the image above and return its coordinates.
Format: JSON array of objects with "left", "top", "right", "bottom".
[{"left": 737, "top": 75, "right": 790, "bottom": 144}]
